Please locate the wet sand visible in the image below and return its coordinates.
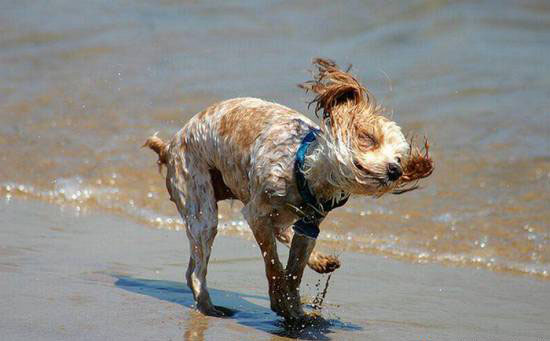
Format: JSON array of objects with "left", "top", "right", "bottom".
[{"left": 1, "top": 198, "right": 549, "bottom": 340}]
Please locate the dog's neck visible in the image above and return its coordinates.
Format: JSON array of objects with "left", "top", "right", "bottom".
[{"left": 302, "top": 137, "right": 348, "bottom": 204}]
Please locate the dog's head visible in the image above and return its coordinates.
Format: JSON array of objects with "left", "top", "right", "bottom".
[{"left": 300, "top": 58, "right": 433, "bottom": 197}]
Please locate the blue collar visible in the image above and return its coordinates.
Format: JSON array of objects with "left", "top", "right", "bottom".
[{"left": 292, "top": 128, "right": 349, "bottom": 239}]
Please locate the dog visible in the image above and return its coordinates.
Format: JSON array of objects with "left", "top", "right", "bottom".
[{"left": 144, "top": 58, "right": 433, "bottom": 321}]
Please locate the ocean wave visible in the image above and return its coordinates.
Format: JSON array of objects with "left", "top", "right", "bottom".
[{"left": 2, "top": 180, "right": 548, "bottom": 280}]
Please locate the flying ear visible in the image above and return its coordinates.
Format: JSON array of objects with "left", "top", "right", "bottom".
[
  {"left": 299, "top": 58, "right": 371, "bottom": 122},
  {"left": 392, "top": 138, "right": 434, "bottom": 194}
]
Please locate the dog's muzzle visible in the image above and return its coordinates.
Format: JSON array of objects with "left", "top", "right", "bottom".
[{"left": 387, "top": 163, "right": 403, "bottom": 181}]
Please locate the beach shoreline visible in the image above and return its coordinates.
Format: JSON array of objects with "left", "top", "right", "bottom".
[{"left": 1, "top": 198, "right": 549, "bottom": 340}]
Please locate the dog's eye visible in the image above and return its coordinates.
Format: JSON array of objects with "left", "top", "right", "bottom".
[
  {"left": 396, "top": 157, "right": 401, "bottom": 164},
  {"left": 359, "top": 132, "right": 377, "bottom": 148}
]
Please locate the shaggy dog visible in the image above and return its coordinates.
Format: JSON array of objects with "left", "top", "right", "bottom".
[{"left": 144, "top": 58, "right": 433, "bottom": 321}]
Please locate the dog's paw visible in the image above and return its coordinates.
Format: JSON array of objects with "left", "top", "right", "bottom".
[
  {"left": 212, "top": 305, "right": 236, "bottom": 317},
  {"left": 197, "top": 303, "right": 235, "bottom": 318},
  {"left": 271, "top": 298, "right": 305, "bottom": 321},
  {"left": 308, "top": 253, "right": 340, "bottom": 273},
  {"left": 269, "top": 286, "right": 304, "bottom": 320},
  {"left": 269, "top": 289, "right": 289, "bottom": 317}
]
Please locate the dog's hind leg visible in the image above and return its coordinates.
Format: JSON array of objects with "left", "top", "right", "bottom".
[
  {"left": 276, "top": 227, "right": 341, "bottom": 274},
  {"left": 185, "top": 221, "right": 222, "bottom": 316},
  {"left": 184, "top": 249, "right": 195, "bottom": 293},
  {"left": 166, "top": 151, "right": 227, "bottom": 317}
]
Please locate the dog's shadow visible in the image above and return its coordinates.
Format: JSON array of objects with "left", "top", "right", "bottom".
[{"left": 113, "top": 274, "right": 361, "bottom": 340}]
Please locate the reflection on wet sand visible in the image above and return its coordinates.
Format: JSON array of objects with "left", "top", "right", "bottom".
[{"left": 183, "top": 311, "right": 208, "bottom": 341}]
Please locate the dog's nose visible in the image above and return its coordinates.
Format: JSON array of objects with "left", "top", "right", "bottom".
[{"left": 387, "top": 163, "right": 403, "bottom": 181}]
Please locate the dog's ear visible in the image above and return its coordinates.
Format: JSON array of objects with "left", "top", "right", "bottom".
[
  {"left": 392, "top": 138, "right": 434, "bottom": 194},
  {"left": 299, "top": 58, "right": 372, "bottom": 125}
]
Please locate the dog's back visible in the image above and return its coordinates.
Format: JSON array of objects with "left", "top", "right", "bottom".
[{"left": 145, "top": 97, "right": 316, "bottom": 204}]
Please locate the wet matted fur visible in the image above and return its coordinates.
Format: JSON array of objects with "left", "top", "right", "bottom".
[{"left": 144, "top": 58, "right": 433, "bottom": 321}]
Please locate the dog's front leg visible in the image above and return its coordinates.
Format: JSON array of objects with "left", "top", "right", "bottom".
[
  {"left": 244, "top": 202, "right": 309, "bottom": 320},
  {"left": 276, "top": 227, "right": 340, "bottom": 273},
  {"left": 285, "top": 233, "right": 315, "bottom": 317},
  {"left": 250, "top": 226, "right": 296, "bottom": 318}
]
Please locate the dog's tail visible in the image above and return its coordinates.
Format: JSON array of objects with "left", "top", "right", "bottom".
[{"left": 143, "top": 133, "right": 168, "bottom": 172}]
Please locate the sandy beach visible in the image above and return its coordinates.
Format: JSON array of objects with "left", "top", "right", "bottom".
[
  {"left": 1, "top": 1, "right": 549, "bottom": 340},
  {"left": 1, "top": 198, "right": 548, "bottom": 340}
]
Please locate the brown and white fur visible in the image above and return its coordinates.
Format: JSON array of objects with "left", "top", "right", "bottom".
[{"left": 144, "top": 58, "right": 433, "bottom": 321}]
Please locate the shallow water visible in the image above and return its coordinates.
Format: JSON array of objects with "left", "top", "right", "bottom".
[{"left": 1, "top": 0, "right": 549, "bottom": 279}]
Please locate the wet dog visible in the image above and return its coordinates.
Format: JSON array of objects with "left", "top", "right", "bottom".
[{"left": 144, "top": 58, "right": 433, "bottom": 321}]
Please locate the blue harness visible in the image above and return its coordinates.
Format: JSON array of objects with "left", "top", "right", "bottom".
[{"left": 292, "top": 129, "right": 349, "bottom": 239}]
